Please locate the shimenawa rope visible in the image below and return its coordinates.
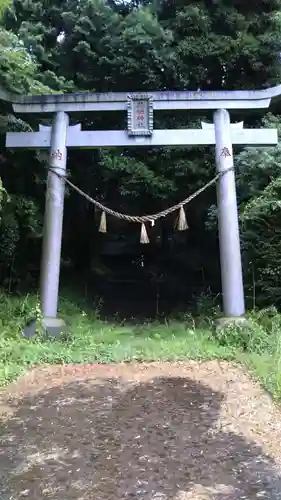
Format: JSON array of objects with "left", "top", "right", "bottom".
[{"left": 48, "top": 165, "right": 233, "bottom": 243}]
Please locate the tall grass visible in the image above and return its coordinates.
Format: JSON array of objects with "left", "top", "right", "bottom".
[{"left": 0, "top": 290, "right": 280, "bottom": 401}]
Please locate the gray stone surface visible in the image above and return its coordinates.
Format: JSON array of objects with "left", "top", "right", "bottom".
[
  {"left": 22, "top": 317, "right": 67, "bottom": 338},
  {"left": 42, "top": 317, "right": 67, "bottom": 337},
  {"left": 215, "top": 316, "right": 250, "bottom": 331},
  {"left": 40, "top": 111, "right": 69, "bottom": 318},
  {"left": 6, "top": 127, "right": 278, "bottom": 149},
  {"left": 214, "top": 109, "right": 245, "bottom": 317},
  {"left": 2, "top": 84, "right": 281, "bottom": 113}
]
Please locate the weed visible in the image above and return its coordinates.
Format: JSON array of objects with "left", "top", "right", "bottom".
[{"left": 0, "top": 290, "right": 280, "bottom": 402}]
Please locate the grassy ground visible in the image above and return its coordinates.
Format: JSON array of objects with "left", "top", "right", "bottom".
[{"left": 0, "top": 290, "right": 280, "bottom": 400}]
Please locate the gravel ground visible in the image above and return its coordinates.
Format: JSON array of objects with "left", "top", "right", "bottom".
[{"left": 0, "top": 361, "right": 281, "bottom": 499}]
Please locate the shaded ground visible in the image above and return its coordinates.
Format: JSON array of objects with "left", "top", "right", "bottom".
[{"left": 1, "top": 361, "right": 281, "bottom": 499}]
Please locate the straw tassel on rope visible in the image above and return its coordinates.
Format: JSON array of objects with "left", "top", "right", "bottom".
[
  {"left": 140, "top": 222, "right": 149, "bottom": 244},
  {"left": 99, "top": 211, "right": 107, "bottom": 233},
  {"left": 177, "top": 205, "right": 188, "bottom": 231},
  {"left": 54, "top": 166, "right": 226, "bottom": 242}
]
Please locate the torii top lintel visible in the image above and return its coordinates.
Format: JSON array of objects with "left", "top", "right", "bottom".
[{"left": 1, "top": 84, "right": 281, "bottom": 114}]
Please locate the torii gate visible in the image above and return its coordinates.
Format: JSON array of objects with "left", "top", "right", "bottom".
[{"left": 2, "top": 86, "right": 280, "bottom": 334}]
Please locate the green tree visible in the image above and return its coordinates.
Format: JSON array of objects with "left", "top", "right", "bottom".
[
  {"left": 0, "top": 27, "right": 53, "bottom": 287},
  {"left": 236, "top": 114, "right": 281, "bottom": 307},
  {"left": 0, "top": 0, "right": 11, "bottom": 18}
]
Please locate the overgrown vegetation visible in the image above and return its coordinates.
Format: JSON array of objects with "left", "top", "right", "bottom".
[{"left": 1, "top": 290, "right": 281, "bottom": 404}]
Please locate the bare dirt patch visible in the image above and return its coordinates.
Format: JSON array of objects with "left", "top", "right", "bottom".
[{"left": 1, "top": 361, "right": 281, "bottom": 499}]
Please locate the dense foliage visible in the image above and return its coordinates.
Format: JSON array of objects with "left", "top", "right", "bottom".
[{"left": 1, "top": 0, "right": 281, "bottom": 315}]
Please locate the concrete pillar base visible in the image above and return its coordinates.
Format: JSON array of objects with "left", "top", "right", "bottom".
[
  {"left": 23, "top": 317, "right": 67, "bottom": 338},
  {"left": 215, "top": 316, "right": 249, "bottom": 331}
]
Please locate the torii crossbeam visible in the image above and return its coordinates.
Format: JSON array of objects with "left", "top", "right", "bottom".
[{"left": 2, "top": 85, "right": 280, "bottom": 335}]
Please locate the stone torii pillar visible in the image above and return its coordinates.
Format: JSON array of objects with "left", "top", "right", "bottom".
[
  {"left": 214, "top": 109, "right": 245, "bottom": 317},
  {"left": 40, "top": 112, "right": 69, "bottom": 334}
]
